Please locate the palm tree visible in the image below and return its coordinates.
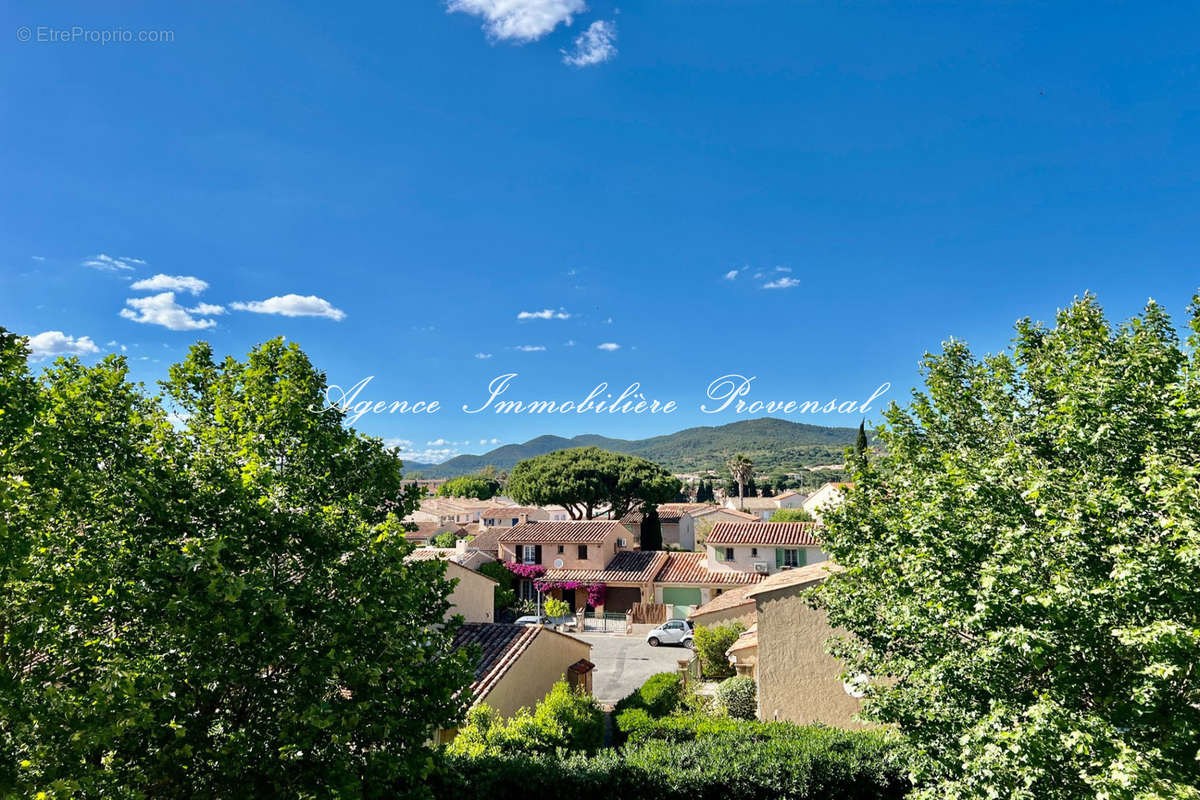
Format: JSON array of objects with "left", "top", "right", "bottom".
[{"left": 726, "top": 453, "right": 754, "bottom": 510}]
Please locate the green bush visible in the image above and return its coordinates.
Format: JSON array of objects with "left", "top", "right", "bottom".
[
  {"left": 478, "top": 560, "right": 517, "bottom": 612},
  {"left": 614, "top": 671, "right": 684, "bottom": 717},
  {"left": 693, "top": 621, "right": 745, "bottom": 679},
  {"left": 616, "top": 710, "right": 744, "bottom": 745},
  {"left": 430, "top": 724, "right": 912, "bottom": 799},
  {"left": 447, "top": 681, "right": 604, "bottom": 757},
  {"left": 717, "top": 675, "right": 757, "bottom": 719},
  {"left": 543, "top": 597, "right": 571, "bottom": 618}
]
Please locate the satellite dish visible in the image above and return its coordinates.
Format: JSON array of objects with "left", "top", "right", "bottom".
[{"left": 553, "top": 558, "right": 564, "bottom": 569}]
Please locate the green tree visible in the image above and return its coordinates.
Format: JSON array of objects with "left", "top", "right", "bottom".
[
  {"left": 640, "top": 506, "right": 663, "bottom": 551},
  {"left": 0, "top": 334, "right": 475, "bottom": 798},
  {"left": 543, "top": 597, "right": 571, "bottom": 618},
  {"left": 770, "top": 508, "right": 815, "bottom": 523},
  {"left": 432, "top": 529, "right": 466, "bottom": 548},
  {"left": 816, "top": 296, "right": 1200, "bottom": 799},
  {"left": 725, "top": 454, "right": 754, "bottom": 510},
  {"left": 854, "top": 420, "right": 868, "bottom": 458},
  {"left": 437, "top": 474, "right": 501, "bottom": 500},
  {"left": 448, "top": 681, "right": 603, "bottom": 757},
  {"left": 478, "top": 560, "right": 517, "bottom": 612},
  {"left": 693, "top": 622, "right": 746, "bottom": 679},
  {"left": 507, "top": 448, "right": 681, "bottom": 520}
]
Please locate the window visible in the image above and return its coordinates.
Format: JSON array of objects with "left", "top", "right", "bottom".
[
  {"left": 518, "top": 579, "right": 539, "bottom": 601},
  {"left": 484, "top": 518, "right": 494, "bottom": 527},
  {"left": 751, "top": 547, "right": 759, "bottom": 558},
  {"left": 519, "top": 545, "right": 540, "bottom": 565},
  {"left": 724, "top": 547, "right": 735, "bottom": 561},
  {"left": 782, "top": 549, "right": 801, "bottom": 567},
  {"left": 557, "top": 545, "right": 565, "bottom": 554},
  {"left": 511, "top": 518, "right": 519, "bottom": 526},
  {"left": 578, "top": 544, "right": 588, "bottom": 560}
]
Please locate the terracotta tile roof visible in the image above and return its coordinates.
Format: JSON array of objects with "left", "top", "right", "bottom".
[
  {"left": 403, "top": 521, "right": 465, "bottom": 540},
  {"left": 452, "top": 623, "right": 541, "bottom": 701},
  {"left": 480, "top": 506, "right": 541, "bottom": 518},
  {"left": 497, "top": 519, "right": 625, "bottom": 544},
  {"left": 690, "top": 506, "right": 760, "bottom": 521},
  {"left": 542, "top": 550, "right": 667, "bottom": 584},
  {"left": 726, "top": 624, "right": 758, "bottom": 655},
  {"left": 621, "top": 503, "right": 710, "bottom": 524},
  {"left": 774, "top": 491, "right": 802, "bottom": 501},
  {"left": 653, "top": 551, "right": 765, "bottom": 586},
  {"left": 744, "top": 562, "right": 843, "bottom": 598},
  {"left": 706, "top": 521, "right": 823, "bottom": 546},
  {"left": 465, "top": 527, "right": 505, "bottom": 553},
  {"left": 404, "top": 547, "right": 497, "bottom": 575},
  {"left": 687, "top": 584, "right": 757, "bottom": 620}
]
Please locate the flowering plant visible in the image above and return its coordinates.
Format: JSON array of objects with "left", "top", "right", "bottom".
[{"left": 503, "top": 562, "right": 545, "bottom": 580}]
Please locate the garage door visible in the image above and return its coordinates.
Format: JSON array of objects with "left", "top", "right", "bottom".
[
  {"left": 604, "top": 586, "right": 642, "bottom": 614},
  {"left": 661, "top": 587, "right": 702, "bottom": 618}
]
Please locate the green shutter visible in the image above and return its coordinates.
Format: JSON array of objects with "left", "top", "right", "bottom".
[
  {"left": 798, "top": 549, "right": 808, "bottom": 566},
  {"left": 714, "top": 547, "right": 723, "bottom": 562},
  {"left": 775, "top": 548, "right": 784, "bottom": 567}
]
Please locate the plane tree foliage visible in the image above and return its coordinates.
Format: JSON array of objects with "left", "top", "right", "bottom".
[
  {"left": 506, "top": 447, "right": 681, "bottom": 520},
  {"left": 816, "top": 296, "right": 1200, "bottom": 799},
  {"left": 0, "top": 332, "right": 475, "bottom": 799}
]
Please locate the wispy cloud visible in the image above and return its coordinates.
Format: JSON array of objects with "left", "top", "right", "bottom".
[
  {"left": 562, "top": 19, "right": 617, "bottom": 67},
  {"left": 25, "top": 331, "right": 100, "bottom": 359},
  {"left": 724, "top": 269, "right": 740, "bottom": 280},
  {"left": 475, "top": 352, "right": 493, "bottom": 359},
  {"left": 515, "top": 344, "right": 547, "bottom": 352},
  {"left": 231, "top": 294, "right": 346, "bottom": 321},
  {"left": 597, "top": 342, "right": 620, "bottom": 351},
  {"left": 120, "top": 292, "right": 222, "bottom": 330},
  {"left": 130, "top": 274, "right": 209, "bottom": 295},
  {"left": 763, "top": 277, "right": 801, "bottom": 290},
  {"left": 479, "top": 438, "right": 501, "bottom": 446},
  {"left": 83, "top": 253, "right": 145, "bottom": 272},
  {"left": 774, "top": 266, "right": 792, "bottom": 273},
  {"left": 518, "top": 308, "right": 571, "bottom": 320},
  {"left": 564, "top": 339, "right": 576, "bottom": 347},
  {"left": 446, "top": 0, "right": 585, "bottom": 42}
]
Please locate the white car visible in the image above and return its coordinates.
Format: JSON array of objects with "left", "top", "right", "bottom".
[
  {"left": 647, "top": 619, "right": 694, "bottom": 648},
  {"left": 514, "top": 614, "right": 574, "bottom": 627}
]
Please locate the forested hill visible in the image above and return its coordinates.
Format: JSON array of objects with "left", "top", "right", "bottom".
[{"left": 403, "top": 417, "right": 859, "bottom": 477}]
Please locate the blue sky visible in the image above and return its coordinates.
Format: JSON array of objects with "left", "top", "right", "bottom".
[{"left": 3, "top": 1, "right": 1199, "bottom": 463}]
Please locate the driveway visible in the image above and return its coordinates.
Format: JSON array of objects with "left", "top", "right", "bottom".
[{"left": 573, "top": 631, "right": 691, "bottom": 704}]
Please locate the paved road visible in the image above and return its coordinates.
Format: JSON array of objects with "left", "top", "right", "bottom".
[{"left": 574, "top": 631, "right": 691, "bottom": 704}]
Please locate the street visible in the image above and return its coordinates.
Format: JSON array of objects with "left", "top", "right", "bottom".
[{"left": 573, "top": 629, "right": 691, "bottom": 704}]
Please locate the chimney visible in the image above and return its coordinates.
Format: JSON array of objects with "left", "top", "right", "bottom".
[
  {"left": 518, "top": 512, "right": 528, "bottom": 525},
  {"left": 455, "top": 537, "right": 468, "bottom": 554}
]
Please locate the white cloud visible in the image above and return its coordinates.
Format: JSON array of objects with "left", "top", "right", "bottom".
[
  {"left": 31, "top": 256, "right": 45, "bottom": 262},
  {"left": 564, "top": 339, "right": 576, "bottom": 347},
  {"left": 384, "top": 438, "right": 414, "bottom": 450},
  {"left": 517, "top": 308, "right": 571, "bottom": 320},
  {"left": 597, "top": 342, "right": 620, "bottom": 351},
  {"left": 763, "top": 277, "right": 801, "bottom": 290},
  {"left": 231, "top": 294, "right": 346, "bottom": 321},
  {"left": 130, "top": 274, "right": 209, "bottom": 295},
  {"left": 83, "top": 254, "right": 145, "bottom": 272},
  {"left": 774, "top": 266, "right": 792, "bottom": 273},
  {"left": 724, "top": 269, "right": 739, "bottom": 280},
  {"left": 480, "top": 438, "right": 501, "bottom": 446},
  {"left": 562, "top": 19, "right": 617, "bottom": 66},
  {"left": 26, "top": 331, "right": 100, "bottom": 359},
  {"left": 120, "top": 292, "right": 220, "bottom": 331},
  {"left": 188, "top": 302, "right": 226, "bottom": 315},
  {"left": 475, "top": 352, "right": 493, "bottom": 359},
  {"left": 602, "top": 317, "right": 613, "bottom": 324},
  {"left": 447, "top": 0, "right": 585, "bottom": 42},
  {"left": 515, "top": 344, "right": 547, "bottom": 352}
]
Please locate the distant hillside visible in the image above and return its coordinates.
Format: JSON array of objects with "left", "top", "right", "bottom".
[{"left": 404, "top": 417, "right": 860, "bottom": 478}]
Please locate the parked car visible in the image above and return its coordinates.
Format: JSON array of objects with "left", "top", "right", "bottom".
[
  {"left": 647, "top": 618, "right": 693, "bottom": 648},
  {"left": 514, "top": 614, "right": 574, "bottom": 627}
]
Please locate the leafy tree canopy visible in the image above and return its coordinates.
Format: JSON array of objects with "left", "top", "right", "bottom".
[
  {"left": 817, "top": 295, "right": 1200, "bottom": 799},
  {"left": 770, "top": 508, "right": 815, "bottom": 523},
  {"left": 436, "top": 474, "right": 501, "bottom": 500},
  {"left": 0, "top": 333, "right": 474, "bottom": 798},
  {"left": 506, "top": 447, "right": 681, "bottom": 520}
]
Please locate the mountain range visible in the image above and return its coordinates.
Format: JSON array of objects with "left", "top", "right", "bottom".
[{"left": 403, "top": 417, "right": 860, "bottom": 478}]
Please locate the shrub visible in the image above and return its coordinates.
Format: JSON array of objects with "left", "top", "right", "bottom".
[
  {"left": 717, "top": 675, "right": 757, "bottom": 719},
  {"left": 614, "top": 671, "right": 684, "bottom": 717},
  {"left": 693, "top": 621, "right": 745, "bottom": 679},
  {"left": 430, "top": 723, "right": 912, "bottom": 799},
  {"left": 543, "top": 597, "right": 571, "bottom": 618},
  {"left": 447, "top": 681, "right": 604, "bottom": 757},
  {"left": 770, "top": 508, "right": 815, "bottom": 522},
  {"left": 477, "top": 560, "right": 517, "bottom": 612}
]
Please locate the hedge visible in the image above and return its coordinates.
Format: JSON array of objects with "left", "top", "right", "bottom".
[
  {"left": 614, "top": 671, "right": 684, "bottom": 717},
  {"left": 428, "top": 724, "right": 911, "bottom": 800},
  {"left": 717, "top": 675, "right": 757, "bottom": 720}
]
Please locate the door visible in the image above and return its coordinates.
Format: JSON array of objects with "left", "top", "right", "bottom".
[{"left": 661, "top": 587, "right": 702, "bottom": 619}]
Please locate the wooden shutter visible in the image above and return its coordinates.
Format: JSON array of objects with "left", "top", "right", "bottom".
[
  {"left": 799, "top": 548, "right": 808, "bottom": 566},
  {"left": 775, "top": 548, "right": 784, "bottom": 567}
]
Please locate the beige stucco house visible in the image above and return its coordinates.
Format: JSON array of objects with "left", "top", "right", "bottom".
[
  {"left": 404, "top": 545, "right": 497, "bottom": 624},
  {"left": 436, "top": 622, "right": 594, "bottom": 743},
  {"left": 801, "top": 482, "right": 853, "bottom": 521},
  {"left": 727, "top": 562, "right": 865, "bottom": 728},
  {"left": 477, "top": 506, "right": 550, "bottom": 530},
  {"left": 687, "top": 582, "right": 758, "bottom": 629},
  {"left": 497, "top": 520, "right": 635, "bottom": 608},
  {"left": 690, "top": 505, "right": 760, "bottom": 548}
]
